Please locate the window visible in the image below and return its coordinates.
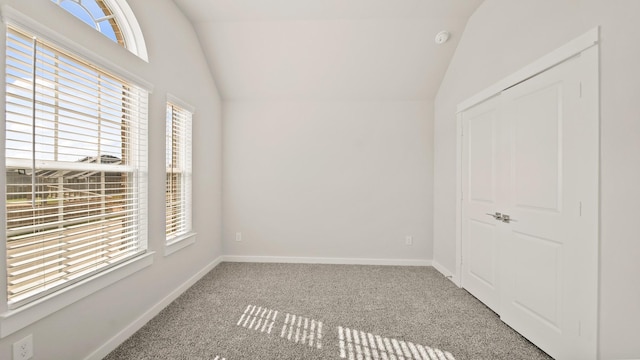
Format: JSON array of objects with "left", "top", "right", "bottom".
[
  {"left": 165, "top": 99, "right": 193, "bottom": 246},
  {"left": 52, "top": 0, "right": 124, "bottom": 45},
  {"left": 51, "top": 0, "right": 149, "bottom": 62},
  {"left": 4, "top": 24, "right": 149, "bottom": 308}
]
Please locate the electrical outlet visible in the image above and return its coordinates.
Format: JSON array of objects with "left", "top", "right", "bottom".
[
  {"left": 13, "top": 334, "right": 33, "bottom": 360},
  {"left": 235, "top": 232, "right": 242, "bottom": 242},
  {"left": 405, "top": 236, "right": 413, "bottom": 246}
]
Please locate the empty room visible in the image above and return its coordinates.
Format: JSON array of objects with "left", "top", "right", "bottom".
[{"left": 0, "top": 0, "right": 638, "bottom": 359}]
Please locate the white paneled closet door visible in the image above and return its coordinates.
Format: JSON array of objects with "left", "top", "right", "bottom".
[
  {"left": 461, "top": 95, "right": 503, "bottom": 314},
  {"left": 461, "top": 47, "right": 598, "bottom": 360}
]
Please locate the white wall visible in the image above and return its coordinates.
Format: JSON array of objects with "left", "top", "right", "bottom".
[
  {"left": 223, "top": 101, "right": 433, "bottom": 263},
  {"left": 433, "top": 0, "right": 640, "bottom": 358},
  {"left": 0, "top": 0, "right": 222, "bottom": 359}
]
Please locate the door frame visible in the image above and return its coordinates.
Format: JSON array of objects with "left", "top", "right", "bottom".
[{"left": 454, "top": 27, "right": 600, "bottom": 357}]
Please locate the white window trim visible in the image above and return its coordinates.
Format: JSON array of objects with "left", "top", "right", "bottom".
[
  {"left": 103, "top": 0, "right": 149, "bottom": 62},
  {"left": 0, "top": 8, "right": 153, "bottom": 337},
  {"left": 164, "top": 233, "right": 197, "bottom": 257},
  {"left": 0, "top": 252, "right": 154, "bottom": 338},
  {"left": 164, "top": 94, "right": 195, "bottom": 256},
  {"left": 166, "top": 93, "right": 196, "bottom": 114}
]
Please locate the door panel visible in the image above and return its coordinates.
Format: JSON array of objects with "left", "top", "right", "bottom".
[
  {"left": 461, "top": 96, "right": 501, "bottom": 313},
  {"left": 512, "top": 83, "right": 562, "bottom": 212},
  {"left": 511, "top": 231, "right": 562, "bottom": 331},
  {"left": 469, "top": 115, "right": 496, "bottom": 203},
  {"left": 500, "top": 56, "right": 578, "bottom": 359},
  {"left": 468, "top": 219, "right": 497, "bottom": 287}
]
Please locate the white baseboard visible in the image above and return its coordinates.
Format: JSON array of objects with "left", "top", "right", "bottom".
[
  {"left": 432, "top": 260, "right": 460, "bottom": 287},
  {"left": 222, "top": 255, "right": 431, "bottom": 267},
  {"left": 85, "top": 256, "right": 224, "bottom": 360}
]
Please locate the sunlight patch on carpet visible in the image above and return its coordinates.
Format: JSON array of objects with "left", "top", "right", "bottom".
[
  {"left": 280, "top": 312, "right": 324, "bottom": 349},
  {"left": 236, "top": 305, "right": 279, "bottom": 334},
  {"left": 338, "top": 326, "right": 455, "bottom": 360},
  {"left": 236, "top": 304, "right": 324, "bottom": 349},
  {"left": 235, "top": 305, "right": 455, "bottom": 359}
]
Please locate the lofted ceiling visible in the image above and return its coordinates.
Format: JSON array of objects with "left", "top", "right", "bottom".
[{"left": 172, "top": 0, "right": 483, "bottom": 101}]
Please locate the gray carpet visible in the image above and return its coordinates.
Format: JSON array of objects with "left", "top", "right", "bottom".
[{"left": 104, "top": 263, "right": 553, "bottom": 360}]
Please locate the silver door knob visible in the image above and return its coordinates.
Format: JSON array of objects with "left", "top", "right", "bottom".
[{"left": 486, "top": 212, "right": 503, "bottom": 221}]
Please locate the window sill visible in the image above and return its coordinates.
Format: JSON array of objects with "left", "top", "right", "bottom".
[
  {"left": 164, "top": 233, "right": 196, "bottom": 257},
  {"left": 0, "top": 251, "right": 154, "bottom": 338}
]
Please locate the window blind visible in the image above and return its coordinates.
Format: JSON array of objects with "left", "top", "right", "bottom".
[
  {"left": 5, "top": 25, "right": 148, "bottom": 307},
  {"left": 165, "top": 102, "right": 192, "bottom": 242}
]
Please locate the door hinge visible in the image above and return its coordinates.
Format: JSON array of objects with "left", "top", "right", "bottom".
[
  {"left": 578, "top": 320, "right": 582, "bottom": 336},
  {"left": 579, "top": 81, "right": 583, "bottom": 98},
  {"left": 579, "top": 201, "right": 582, "bottom": 217}
]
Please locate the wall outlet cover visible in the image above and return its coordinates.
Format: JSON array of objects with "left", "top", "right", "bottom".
[
  {"left": 13, "top": 334, "right": 33, "bottom": 360},
  {"left": 405, "top": 236, "right": 413, "bottom": 246}
]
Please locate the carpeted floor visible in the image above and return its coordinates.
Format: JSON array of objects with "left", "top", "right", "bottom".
[{"left": 104, "top": 263, "right": 553, "bottom": 360}]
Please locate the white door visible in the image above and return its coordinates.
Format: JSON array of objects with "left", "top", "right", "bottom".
[
  {"left": 460, "top": 47, "right": 598, "bottom": 360},
  {"left": 461, "top": 96, "right": 502, "bottom": 313},
  {"left": 499, "top": 51, "right": 598, "bottom": 360}
]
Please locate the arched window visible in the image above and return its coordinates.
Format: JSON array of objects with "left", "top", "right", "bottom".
[
  {"left": 51, "top": 0, "right": 123, "bottom": 45},
  {"left": 51, "top": 0, "right": 148, "bottom": 61}
]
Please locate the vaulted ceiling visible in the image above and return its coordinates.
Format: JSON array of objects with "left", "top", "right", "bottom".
[{"left": 172, "top": 0, "right": 483, "bottom": 101}]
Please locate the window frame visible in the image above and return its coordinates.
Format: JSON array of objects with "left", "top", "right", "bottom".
[
  {"left": 0, "top": 8, "right": 153, "bottom": 338},
  {"left": 50, "top": 0, "right": 149, "bottom": 62},
  {"left": 51, "top": 0, "right": 126, "bottom": 46},
  {"left": 164, "top": 94, "right": 195, "bottom": 257}
]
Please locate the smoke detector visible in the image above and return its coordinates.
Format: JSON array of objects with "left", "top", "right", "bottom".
[{"left": 435, "top": 31, "right": 450, "bottom": 45}]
